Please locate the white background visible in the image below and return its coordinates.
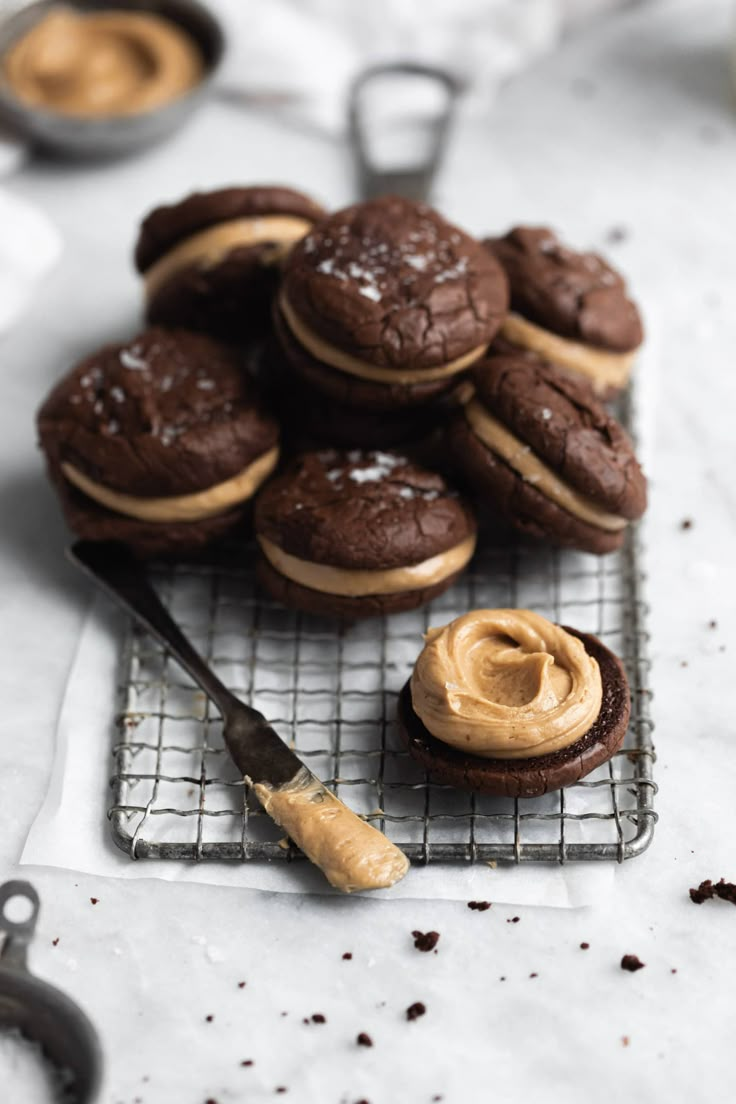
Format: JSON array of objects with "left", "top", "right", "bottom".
[{"left": 1, "top": 0, "right": 735, "bottom": 1100}]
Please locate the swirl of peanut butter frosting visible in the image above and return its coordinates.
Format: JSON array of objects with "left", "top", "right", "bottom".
[{"left": 410, "top": 609, "right": 602, "bottom": 759}]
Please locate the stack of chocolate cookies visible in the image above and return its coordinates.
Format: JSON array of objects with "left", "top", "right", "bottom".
[{"left": 37, "top": 186, "right": 648, "bottom": 598}]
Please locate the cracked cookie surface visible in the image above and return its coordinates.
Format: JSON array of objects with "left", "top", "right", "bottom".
[
  {"left": 282, "top": 196, "right": 508, "bottom": 373},
  {"left": 485, "top": 226, "right": 643, "bottom": 352}
]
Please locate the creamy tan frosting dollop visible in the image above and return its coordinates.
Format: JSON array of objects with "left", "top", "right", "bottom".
[
  {"left": 464, "top": 399, "right": 627, "bottom": 532},
  {"left": 144, "top": 216, "right": 315, "bottom": 299},
  {"left": 3, "top": 8, "right": 202, "bottom": 117},
  {"left": 62, "top": 447, "right": 278, "bottom": 523},
  {"left": 501, "top": 313, "right": 634, "bottom": 394},
  {"left": 410, "top": 609, "right": 602, "bottom": 759},
  {"left": 252, "top": 768, "right": 409, "bottom": 893},
  {"left": 279, "top": 292, "right": 487, "bottom": 385},
  {"left": 258, "top": 533, "right": 476, "bottom": 596}
]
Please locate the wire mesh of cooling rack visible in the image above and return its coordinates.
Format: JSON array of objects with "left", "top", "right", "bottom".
[{"left": 109, "top": 510, "right": 656, "bottom": 865}]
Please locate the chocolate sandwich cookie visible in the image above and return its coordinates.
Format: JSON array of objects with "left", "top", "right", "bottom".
[
  {"left": 485, "top": 227, "right": 643, "bottom": 397},
  {"left": 448, "top": 347, "right": 647, "bottom": 554},
  {"left": 38, "top": 328, "right": 280, "bottom": 559},
  {"left": 398, "top": 609, "right": 630, "bottom": 797},
  {"left": 135, "top": 186, "right": 325, "bottom": 340},
  {"left": 254, "top": 450, "right": 477, "bottom": 619},
  {"left": 274, "top": 196, "right": 508, "bottom": 412}
]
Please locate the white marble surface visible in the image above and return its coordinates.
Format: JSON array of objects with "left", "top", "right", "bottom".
[{"left": 1, "top": 0, "right": 735, "bottom": 1100}]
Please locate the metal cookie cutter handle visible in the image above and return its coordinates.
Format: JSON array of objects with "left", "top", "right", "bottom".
[
  {"left": 0, "top": 879, "right": 102, "bottom": 1102},
  {"left": 348, "top": 61, "right": 461, "bottom": 201}
]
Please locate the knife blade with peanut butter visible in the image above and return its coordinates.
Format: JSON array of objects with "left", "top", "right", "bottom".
[{"left": 69, "top": 541, "right": 409, "bottom": 893}]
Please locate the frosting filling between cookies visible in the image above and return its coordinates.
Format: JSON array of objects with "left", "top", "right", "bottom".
[
  {"left": 251, "top": 768, "right": 409, "bottom": 893},
  {"left": 410, "top": 609, "right": 603, "bottom": 759},
  {"left": 279, "top": 292, "right": 488, "bottom": 385},
  {"left": 61, "top": 446, "right": 279, "bottom": 523},
  {"left": 501, "top": 313, "right": 635, "bottom": 394},
  {"left": 258, "top": 533, "right": 476, "bottom": 596},
  {"left": 464, "top": 399, "right": 628, "bottom": 532},
  {"left": 144, "top": 217, "right": 314, "bottom": 298}
]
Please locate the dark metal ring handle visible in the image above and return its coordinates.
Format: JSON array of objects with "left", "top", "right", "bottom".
[
  {"left": 348, "top": 60, "right": 462, "bottom": 202},
  {"left": 0, "top": 880, "right": 40, "bottom": 970}
]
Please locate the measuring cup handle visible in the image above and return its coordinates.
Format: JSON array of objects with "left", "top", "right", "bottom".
[{"left": 0, "top": 880, "right": 40, "bottom": 971}]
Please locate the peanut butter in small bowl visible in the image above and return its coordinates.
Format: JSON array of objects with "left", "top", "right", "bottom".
[{"left": 0, "top": 1, "right": 224, "bottom": 156}]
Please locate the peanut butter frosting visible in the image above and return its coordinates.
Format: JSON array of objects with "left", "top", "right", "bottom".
[
  {"left": 279, "top": 292, "right": 488, "bottom": 386},
  {"left": 144, "top": 216, "right": 314, "bottom": 298},
  {"left": 464, "top": 399, "right": 628, "bottom": 532},
  {"left": 501, "top": 313, "right": 634, "bottom": 395},
  {"left": 62, "top": 446, "right": 278, "bottom": 523},
  {"left": 258, "top": 533, "right": 476, "bottom": 597},
  {"left": 3, "top": 8, "right": 203, "bottom": 117},
  {"left": 410, "top": 609, "right": 603, "bottom": 759},
  {"left": 252, "top": 769, "right": 409, "bottom": 893}
]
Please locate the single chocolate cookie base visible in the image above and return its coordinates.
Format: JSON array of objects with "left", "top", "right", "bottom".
[
  {"left": 274, "top": 304, "right": 469, "bottom": 412},
  {"left": 397, "top": 628, "right": 630, "bottom": 797},
  {"left": 52, "top": 476, "right": 251, "bottom": 561},
  {"left": 448, "top": 415, "right": 625, "bottom": 555},
  {"left": 146, "top": 245, "right": 281, "bottom": 341},
  {"left": 256, "top": 553, "right": 465, "bottom": 621}
]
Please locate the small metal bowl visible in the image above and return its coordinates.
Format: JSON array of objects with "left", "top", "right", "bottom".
[{"left": 0, "top": 0, "right": 225, "bottom": 158}]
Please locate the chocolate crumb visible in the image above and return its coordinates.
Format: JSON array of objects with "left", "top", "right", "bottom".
[
  {"left": 205, "top": 1014, "right": 214, "bottom": 1022},
  {"left": 357, "top": 1032, "right": 373, "bottom": 1047},
  {"left": 622, "top": 1036, "right": 630, "bottom": 1047},
  {"left": 238, "top": 981, "right": 246, "bottom": 988},
  {"left": 432, "top": 1097, "right": 444, "bottom": 1102},
  {"left": 90, "top": 898, "right": 99, "bottom": 905},
  {"left": 311, "top": 1013, "right": 326, "bottom": 1024},
  {"left": 671, "top": 969, "right": 678, "bottom": 974},
  {"left": 342, "top": 952, "right": 353, "bottom": 960},
  {"left": 580, "top": 942, "right": 590, "bottom": 950},
  {"left": 280, "top": 1012, "right": 288, "bottom": 1017},
  {"left": 690, "top": 878, "right": 736, "bottom": 905},
  {"left": 205, "top": 1098, "right": 218, "bottom": 1104},
  {"left": 499, "top": 976, "right": 506, "bottom": 982},
  {"left": 621, "top": 955, "right": 645, "bottom": 972},
  {"left": 52, "top": 938, "right": 59, "bottom": 946},
  {"left": 406, "top": 1002, "right": 426, "bottom": 1021},
  {"left": 529, "top": 972, "right": 538, "bottom": 978},
  {"left": 680, "top": 518, "right": 693, "bottom": 530},
  {"left": 275, "top": 1088, "right": 287, "bottom": 1094},
  {"left": 241, "top": 1060, "right": 254, "bottom": 1067},
  {"left": 708, "top": 620, "right": 718, "bottom": 629},
  {"left": 467, "top": 901, "right": 491, "bottom": 911},
  {"left": 507, "top": 916, "right": 520, "bottom": 924},
  {"left": 605, "top": 226, "right": 629, "bottom": 245},
  {"left": 302, "top": 1018, "right": 309, "bottom": 1024},
  {"left": 412, "top": 930, "right": 440, "bottom": 952}
]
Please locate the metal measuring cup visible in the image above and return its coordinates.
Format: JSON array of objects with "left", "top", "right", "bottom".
[{"left": 0, "top": 880, "right": 102, "bottom": 1102}]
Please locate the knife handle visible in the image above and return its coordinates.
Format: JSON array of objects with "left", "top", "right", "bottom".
[{"left": 251, "top": 770, "right": 409, "bottom": 893}]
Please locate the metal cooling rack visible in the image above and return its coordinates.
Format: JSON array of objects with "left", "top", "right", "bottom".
[{"left": 109, "top": 405, "right": 656, "bottom": 866}]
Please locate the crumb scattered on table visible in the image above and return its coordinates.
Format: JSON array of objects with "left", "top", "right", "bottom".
[
  {"left": 412, "top": 930, "right": 440, "bottom": 952},
  {"left": 406, "top": 1002, "right": 426, "bottom": 1021},
  {"left": 467, "top": 901, "right": 491, "bottom": 911},
  {"left": 357, "top": 1032, "right": 373, "bottom": 1047},
  {"left": 690, "top": 878, "right": 736, "bottom": 905},
  {"left": 621, "top": 954, "right": 645, "bottom": 972}
]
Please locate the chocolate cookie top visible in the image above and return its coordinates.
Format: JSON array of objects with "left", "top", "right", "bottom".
[
  {"left": 135, "top": 185, "right": 326, "bottom": 272},
  {"left": 486, "top": 226, "right": 643, "bottom": 352},
  {"left": 38, "top": 328, "right": 279, "bottom": 497},
  {"left": 281, "top": 197, "right": 508, "bottom": 372},
  {"left": 255, "top": 449, "right": 476, "bottom": 570},
  {"left": 471, "top": 348, "right": 647, "bottom": 518}
]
